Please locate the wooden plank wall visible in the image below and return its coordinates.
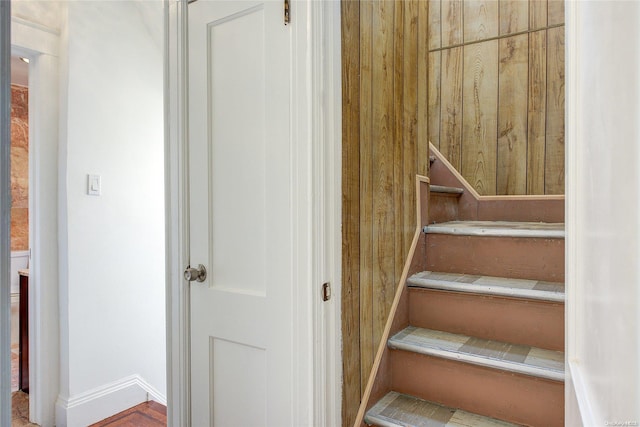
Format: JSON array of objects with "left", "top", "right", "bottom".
[
  {"left": 341, "top": 1, "right": 429, "bottom": 425},
  {"left": 341, "top": 1, "right": 564, "bottom": 425},
  {"left": 428, "top": 0, "right": 565, "bottom": 195}
]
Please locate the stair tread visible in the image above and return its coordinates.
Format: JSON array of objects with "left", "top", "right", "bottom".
[
  {"left": 389, "top": 326, "right": 564, "bottom": 381},
  {"left": 430, "top": 185, "right": 464, "bottom": 195},
  {"left": 423, "top": 221, "right": 564, "bottom": 239},
  {"left": 408, "top": 271, "right": 564, "bottom": 302},
  {"left": 365, "top": 391, "right": 518, "bottom": 427}
]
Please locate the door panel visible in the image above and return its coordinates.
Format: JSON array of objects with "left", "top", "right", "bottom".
[
  {"left": 211, "top": 338, "right": 266, "bottom": 426},
  {"left": 208, "top": 5, "right": 268, "bottom": 295},
  {"left": 188, "top": 1, "right": 292, "bottom": 425}
]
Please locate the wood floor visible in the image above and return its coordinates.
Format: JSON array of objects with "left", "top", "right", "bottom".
[
  {"left": 89, "top": 401, "right": 167, "bottom": 427},
  {"left": 11, "top": 392, "right": 38, "bottom": 427}
]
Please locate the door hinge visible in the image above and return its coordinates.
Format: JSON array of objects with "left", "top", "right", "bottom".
[
  {"left": 322, "top": 282, "right": 331, "bottom": 302},
  {"left": 284, "top": 0, "right": 290, "bottom": 25}
]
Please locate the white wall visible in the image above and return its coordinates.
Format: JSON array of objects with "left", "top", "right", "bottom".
[
  {"left": 56, "top": 1, "right": 166, "bottom": 425},
  {"left": 566, "top": 1, "right": 640, "bottom": 425}
]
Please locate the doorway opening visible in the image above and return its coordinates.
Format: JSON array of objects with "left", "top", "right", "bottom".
[
  {"left": 9, "top": 53, "right": 31, "bottom": 425},
  {"left": 6, "top": 3, "right": 168, "bottom": 425}
]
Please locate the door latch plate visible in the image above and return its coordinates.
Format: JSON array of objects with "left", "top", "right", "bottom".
[{"left": 322, "top": 282, "right": 331, "bottom": 301}]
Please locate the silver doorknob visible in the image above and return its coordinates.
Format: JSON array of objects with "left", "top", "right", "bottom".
[{"left": 184, "top": 264, "right": 207, "bottom": 282}]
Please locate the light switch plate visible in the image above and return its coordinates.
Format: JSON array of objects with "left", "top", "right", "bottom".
[{"left": 88, "top": 174, "right": 101, "bottom": 196}]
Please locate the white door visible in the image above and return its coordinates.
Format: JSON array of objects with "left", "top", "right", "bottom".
[{"left": 187, "top": 1, "right": 294, "bottom": 426}]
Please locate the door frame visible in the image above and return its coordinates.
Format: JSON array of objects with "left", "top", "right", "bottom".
[
  {"left": 565, "top": 2, "right": 585, "bottom": 424},
  {"left": 163, "top": 0, "right": 342, "bottom": 425},
  {"left": 5, "top": 16, "right": 60, "bottom": 427}
]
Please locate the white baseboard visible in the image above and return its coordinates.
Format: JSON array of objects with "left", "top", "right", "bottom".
[{"left": 55, "top": 375, "right": 166, "bottom": 427}]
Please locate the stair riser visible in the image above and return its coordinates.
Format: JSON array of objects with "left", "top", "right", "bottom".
[
  {"left": 429, "top": 194, "right": 459, "bottom": 223},
  {"left": 426, "top": 234, "right": 565, "bottom": 282},
  {"left": 390, "top": 350, "right": 564, "bottom": 427},
  {"left": 409, "top": 288, "right": 564, "bottom": 351}
]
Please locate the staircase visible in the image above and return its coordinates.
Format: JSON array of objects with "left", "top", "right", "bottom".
[{"left": 355, "top": 146, "right": 565, "bottom": 427}]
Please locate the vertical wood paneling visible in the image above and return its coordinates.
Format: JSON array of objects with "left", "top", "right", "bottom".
[
  {"left": 358, "top": 0, "right": 374, "bottom": 397},
  {"left": 392, "top": 0, "right": 405, "bottom": 317},
  {"left": 417, "top": 0, "right": 430, "bottom": 176},
  {"left": 403, "top": 0, "right": 419, "bottom": 256},
  {"left": 527, "top": 29, "right": 547, "bottom": 194},
  {"left": 464, "top": 0, "right": 499, "bottom": 42},
  {"left": 428, "top": 0, "right": 442, "bottom": 50},
  {"left": 426, "top": 0, "right": 563, "bottom": 196},
  {"left": 462, "top": 40, "right": 499, "bottom": 195},
  {"left": 371, "top": 0, "right": 396, "bottom": 358},
  {"left": 341, "top": 1, "right": 428, "bottom": 424},
  {"left": 530, "top": 0, "right": 547, "bottom": 30},
  {"left": 500, "top": 0, "right": 529, "bottom": 35},
  {"left": 497, "top": 34, "right": 528, "bottom": 194},
  {"left": 340, "top": 0, "right": 360, "bottom": 423},
  {"left": 545, "top": 26, "right": 565, "bottom": 194},
  {"left": 428, "top": 51, "right": 442, "bottom": 150},
  {"left": 440, "top": 47, "right": 464, "bottom": 170},
  {"left": 442, "top": 0, "right": 463, "bottom": 47},
  {"left": 547, "top": 0, "right": 564, "bottom": 26}
]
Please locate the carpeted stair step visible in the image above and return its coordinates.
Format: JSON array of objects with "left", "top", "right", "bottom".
[{"left": 364, "top": 391, "right": 517, "bottom": 427}]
